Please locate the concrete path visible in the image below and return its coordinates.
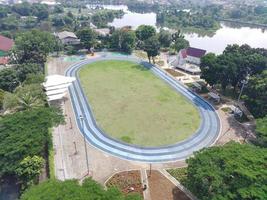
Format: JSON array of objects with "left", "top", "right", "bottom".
[{"left": 141, "top": 169, "right": 151, "bottom": 200}]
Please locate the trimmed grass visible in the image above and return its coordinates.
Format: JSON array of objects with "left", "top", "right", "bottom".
[{"left": 79, "top": 60, "right": 200, "bottom": 147}]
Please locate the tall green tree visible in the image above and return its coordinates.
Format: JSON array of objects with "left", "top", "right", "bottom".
[
  {"left": 158, "top": 29, "right": 172, "bottom": 48},
  {"left": 143, "top": 36, "right": 160, "bottom": 63},
  {"left": 77, "top": 28, "right": 97, "bottom": 51},
  {"left": 13, "top": 30, "right": 56, "bottom": 64},
  {"left": 172, "top": 38, "right": 189, "bottom": 52},
  {"left": 186, "top": 142, "right": 267, "bottom": 200},
  {"left": 111, "top": 29, "right": 136, "bottom": 54},
  {"left": 15, "top": 63, "right": 42, "bottom": 83},
  {"left": 243, "top": 70, "right": 267, "bottom": 118},
  {"left": 255, "top": 116, "right": 267, "bottom": 147},
  {"left": 16, "top": 156, "right": 45, "bottom": 190},
  {"left": 135, "top": 25, "right": 156, "bottom": 41},
  {"left": 32, "top": 3, "right": 49, "bottom": 21},
  {"left": 200, "top": 53, "right": 219, "bottom": 87},
  {"left": 0, "top": 68, "right": 19, "bottom": 92}
]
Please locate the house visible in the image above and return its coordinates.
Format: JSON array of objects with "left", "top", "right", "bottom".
[
  {"left": 0, "top": 35, "right": 14, "bottom": 65},
  {"left": 178, "top": 47, "right": 206, "bottom": 65},
  {"left": 55, "top": 31, "right": 80, "bottom": 45}
]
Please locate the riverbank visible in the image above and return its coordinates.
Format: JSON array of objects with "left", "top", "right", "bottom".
[{"left": 219, "top": 18, "right": 267, "bottom": 29}]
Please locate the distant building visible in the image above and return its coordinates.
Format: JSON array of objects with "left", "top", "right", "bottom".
[
  {"left": 169, "top": 47, "right": 206, "bottom": 75},
  {"left": 94, "top": 28, "right": 110, "bottom": 36},
  {"left": 55, "top": 31, "right": 80, "bottom": 45},
  {"left": 178, "top": 47, "right": 206, "bottom": 65},
  {"left": 0, "top": 35, "right": 14, "bottom": 65}
]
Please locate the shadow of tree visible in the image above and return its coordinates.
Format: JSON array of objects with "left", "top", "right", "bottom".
[{"left": 172, "top": 187, "right": 191, "bottom": 200}]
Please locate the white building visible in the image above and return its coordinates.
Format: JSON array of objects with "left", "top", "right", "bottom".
[{"left": 178, "top": 47, "right": 206, "bottom": 65}]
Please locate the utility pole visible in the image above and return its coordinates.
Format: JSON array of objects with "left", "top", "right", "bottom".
[{"left": 79, "top": 115, "right": 90, "bottom": 176}]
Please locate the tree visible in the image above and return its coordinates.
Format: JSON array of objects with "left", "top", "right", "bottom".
[
  {"left": 186, "top": 142, "right": 267, "bottom": 200},
  {"left": 135, "top": 25, "right": 156, "bottom": 41},
  {"left": 200, "top": 53, "right": 219, "bottom": 87},
  {"left": 0, "top": 89, "right": 4, "bottom": 110},
  {"left": 12, "top": 2, "right": 32, "bottom": 16},
  {"left": 255, "top": 116, "right": 267, "bottom": 147},
  {"left": 111, "top": 29, "right": 136, "bottom": 54},
  {"left": 200, "top": 45, "right": 267, "bottom": 92},
  {"left": 143, "top": 36, "right": 160, "bottom": 63},
  {"left": 21, "top": 178, "right": 141, "bottom": 200},
  {"left": 0, "top": 107, "right": 64, "bottom": 177},
  {"left": 14, "top": 84, "right": 45, "bottom": 111},
  {"left": 53, "top": 5, "right": 64, "bottom": 14},
  {"left": 172, "top": 38, "right": 189, "bottom": 52},
  {"left": 158, "top": 29, "right": 172, "bottom": 48},
  {"left": 16, "top": 63, "right": 42, "bottom": 83},
  {"left": 16, "top": 156, "right": 45, "bottom": 189},
  {"left": 0, "top": 6, "right": 8, "bottom": 18},
  {"left": 32, "top": 3, "right": 49, "bottom": 21},
  {"left": 77, "top": 28, "right": 97, "bottom": 51},
  {"left": 243, "top": 70, "right": 267, "bottom": 118},
  {"left": 171, "top": 30, "right": 184, "bottom": 42},
  {"left": 13, "top": 30, "right": 56, "bottom": 64},
  {"left": 0, "top": 68, "right": 19, "bottom": 92}
]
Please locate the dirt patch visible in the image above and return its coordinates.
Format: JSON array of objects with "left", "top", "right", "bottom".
[
  {"left": 147, "top": 170, "right": 191, "bottom": 200},
  {"left": 164, "top": 68, "right": 185, "bottom": 77},
  {"left": 106, "top": 170, "right": 143, "bottom": 198}
]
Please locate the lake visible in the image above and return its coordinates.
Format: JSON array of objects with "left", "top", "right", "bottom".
[{"left": 88, "top": 4, "right": 267, "bottom": 54}]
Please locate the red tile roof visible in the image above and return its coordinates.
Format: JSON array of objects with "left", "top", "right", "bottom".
[
  {"left": 0, "top": 57, "right": 9, "bottom": 65},
  {"left": 0, "top": 35, "right": 14, "bottom": 52},
  {"left": 186, "top": 47, "right": 206, "bottom": 58}
]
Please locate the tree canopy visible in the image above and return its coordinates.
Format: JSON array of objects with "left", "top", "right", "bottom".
[
  {"left": 158, "top": 29, "right": 172, "bottom": 48},
  {"left": 77, "top": 28, "right": 97, "bottom": 50},
  {"left": 111, "top": 29, "right": 136, "bottom": 54},
  {"left": 135, "top": 25, "right": 156, "bottom": 41},
  {"left": 0, "top": 107, "right": 64, "bottom": 177},
  {"left": 21, "top": 178, "right": 141, "bottom": 200},
  {"left": 143, "top": 36, "right": 160, "bottom": 63},
  {"left": 13, "top": 29, "right": 56, "bottom": 64},
  {"left": 186, "top": 142, "right": 267, "bottom": 200},
  {"left": 242, "top": 70, "right": 267, "bottom": 118},
  {"left": 172, "top": 38, "right": 189, "bottom": 52},
  {"left": 0, "top": 68, "right": 19, "bottom": 92},
  {"left": 200, "top": 45, "right": 267, "bottom": 118},
  {"left": 255, "top": 116, "right": 267, "bottom": 147}
]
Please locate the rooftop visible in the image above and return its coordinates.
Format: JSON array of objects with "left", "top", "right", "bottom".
[
  {"left": 56, "top": 31, "right": 78, "bottom": 40},
  {"left": 186, "top": 47, "right": 206, "bottom": 58},
  {"left": 0, "top": 35, "right": 14, "bottom": 52}
]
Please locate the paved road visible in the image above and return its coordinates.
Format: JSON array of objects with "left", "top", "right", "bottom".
[{"left": 65, "top": 55, "right": 220, "bottom": 163}]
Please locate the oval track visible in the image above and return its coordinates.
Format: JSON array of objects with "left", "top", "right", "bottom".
[{"left": 65, "top": 55, "right": 221, "bottom": 163}]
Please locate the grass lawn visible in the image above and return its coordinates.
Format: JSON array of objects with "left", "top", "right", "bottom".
[{"left": 79, "top": 60, "right": 200, "bottom": 147}]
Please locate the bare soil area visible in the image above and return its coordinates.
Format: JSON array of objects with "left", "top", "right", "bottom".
[
  {"left": 106, "top": 170, "right": 143, "bottom": 198},
  {"left": 147, "top": 170, "right": 191, "bottom": 200}
]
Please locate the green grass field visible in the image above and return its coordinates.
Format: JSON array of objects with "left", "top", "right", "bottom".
[{"left": 79, "top": 60, "right": 200, "bottom": 147}]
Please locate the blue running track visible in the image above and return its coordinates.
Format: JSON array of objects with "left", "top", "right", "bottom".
[{"left": 65, "top": 55, "right": 221, "bottom": 163}]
